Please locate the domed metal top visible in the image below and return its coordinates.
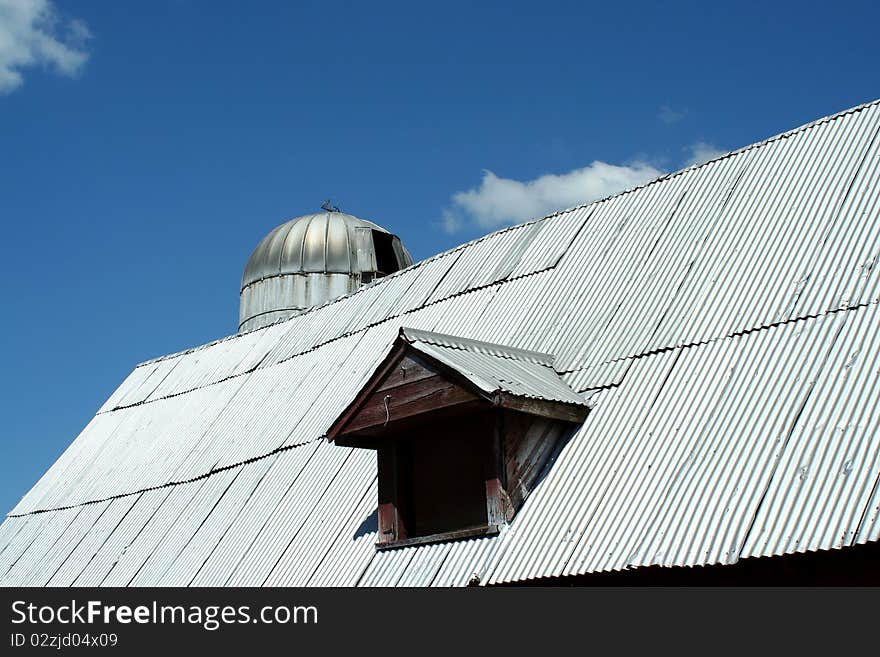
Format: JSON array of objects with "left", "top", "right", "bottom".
[
  {"left": 241, "top": 211, "right": 412, "bottom": 290},
  {"left": 238, "top": 211, "right": 414, "bottom": 332}
]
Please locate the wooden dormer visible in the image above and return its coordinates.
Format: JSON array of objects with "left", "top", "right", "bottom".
[{"left": 326, "top": 327, "right": 590, "bottom": 549}]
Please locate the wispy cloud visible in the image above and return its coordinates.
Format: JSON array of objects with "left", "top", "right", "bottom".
[
  {"left": 442, "top": 161, "right": 664, "bottom": 233},
  {"left": 0, "top": 0, "right": 92, "bottom": 94},
  {"left": 658, "top": 104, "right": 687, "bottom": 124},
  {"left": 684, "top": 141, "right": 726, "bottom": 167},
  {"left": 440, "top": 209, "right": 462, "bottom": 235}
]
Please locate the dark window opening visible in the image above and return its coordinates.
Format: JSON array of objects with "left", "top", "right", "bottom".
[
  {"left": 375, "top": 411, "right": 501, "bottom": 549},
  {"left": 400, "top": 428, "right": 489, "bottom": 538},
  {"left": 372, "top": 230, "right": 399, "bottom": 275}
]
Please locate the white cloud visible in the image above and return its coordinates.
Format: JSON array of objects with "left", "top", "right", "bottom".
[
  {"left": 658, "top": 104, "right": 687, "bottom": 124},
  {"left": 442, "top": 160, "right": 664, "bottom": 232},
  {"left": 0, "top": 0, "right": 91, "bottom": 94},
  {"left": 684, "top": 141, "right": 726, "bottom": 167},
  {"left": 440, "top": 209, "right": 462, "bottom": 235}
]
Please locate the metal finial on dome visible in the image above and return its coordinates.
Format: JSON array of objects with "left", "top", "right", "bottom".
[{"left": 321, "top": 199, "right": 341, "bottom": 213}]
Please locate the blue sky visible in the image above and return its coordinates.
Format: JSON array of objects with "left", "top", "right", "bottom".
[{"left": 1, "top": 0, "right": 878, "bottom": 515}]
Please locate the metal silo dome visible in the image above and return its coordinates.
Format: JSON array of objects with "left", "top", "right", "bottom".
[{"left": 239, "top": 211, "right": 414, "bottom": 332}]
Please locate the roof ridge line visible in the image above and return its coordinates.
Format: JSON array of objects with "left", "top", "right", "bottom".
[
  {"left": 135, "top": 222, "right": 544, "bottom": 368},
  {"left": 131, "top": 97, "right": 880, "bottom": 370},
  {"left": 507, "top": 97, "right": 880, "bottom": 230}
]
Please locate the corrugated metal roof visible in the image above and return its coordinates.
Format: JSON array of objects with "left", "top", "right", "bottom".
[
  {"left": 3, "top": 99, "right": 880, "bottom": 587},
  {"left": 398, "top": 327, "right": 588, "bottom": 406}
]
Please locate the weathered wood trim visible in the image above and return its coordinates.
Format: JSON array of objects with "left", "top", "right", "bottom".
[
  {"left": 344, "top": 379, "right": 481, "bottom": 435},
  {"left": 377, "top": 445, "right": 408, "bottom": 544},
  {"left": 493, "top": 392, "right": 589, "bottom": 424},
  {"left": 485, "top": 412, "right": 506, "bottom": 527},
  {"left": 332, "top": 433, "right": 382, "bottom": 449},
  {"left": 326, "top": 342, "right": 408, "bottom": 441},
  {"left": 375, "top": 353, "right": 439, "bottom": 393},
  {"left": 329, "top": 335, "right": 588, "bottom": 445},
  {"left": 333, "top": 399, "right": 489, "bottom": 445},
  {"left": 375, "top": 525, "right": 500, "bottom": 551}
]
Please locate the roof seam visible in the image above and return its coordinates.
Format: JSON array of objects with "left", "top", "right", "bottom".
[
  {"left": 100, "top": 294, "right": 879, "bottom": 415},
  {"left": 102, "top": 264, "right": 559, "bottom": 414},
  {"left": 302, "top": 474, "right": 378, "bottom": 587},
  {"left": 20, "top": 300, "right": 874, "bottom": 519},
  {"left": 219, "top": 440, "right": 324, "bottom": 586},
  {"left": 22, "top": 301, "right": 873, "bottom": 519},
  {"left": 148, "top": 463, "right": 246, "bottom": 586},
  {"left": 2, "top": 505, "right": 87, "bottom": 579},
  {"left": 185, "top": 454, "right": 281, "bottom": 586},
  {"left": 100, "top": 349, "right": 269, "bottom": 413},
  {"left": 95, "top": 487, "right": 174, "bottom": 586},
  {"left": 41, "top": 500, "right": 115, "bottom": 586},
  {"left": 852, "top": 471, "right": 880, "bottom": 546},
  {"left": 566, "top": 298, "right": 878, "bottom": 388},
  {"left": 6, "top": 436, "right": 320, "bottom": 519},
  {"left": 733, "top": 310, "right": 851, "bottom": 564},
  {"left": 68, "top": 491, "right": 144, "bottom": 585},
  {"left": 553, "top": 346, "right": 687, "bottom": 581},
  {"left": 258, "top": 449, "right": 357, "bottom": 586}
]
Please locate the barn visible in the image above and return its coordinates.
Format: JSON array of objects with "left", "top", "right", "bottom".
[{"left": 2, "top": 98, "right": 880, "bottom": 586}]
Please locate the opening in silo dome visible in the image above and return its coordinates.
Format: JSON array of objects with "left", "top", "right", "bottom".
[{"left": 372, "top": 230, "right": 399, "bottom": 276}]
